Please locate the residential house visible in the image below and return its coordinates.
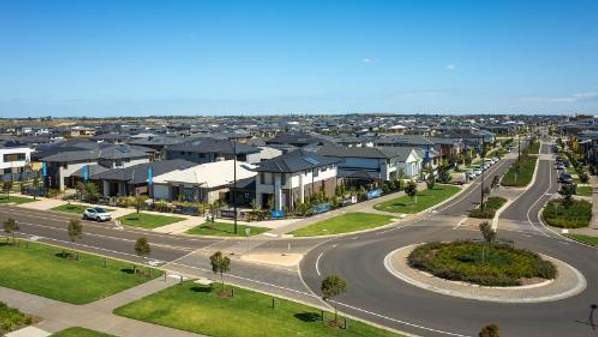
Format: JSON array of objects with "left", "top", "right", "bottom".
[
  {"left": 165, "top": 138, "right": 260, "bottom": 164},
  {"left": 0, "top": 140, "right": 34, "bottom": 179}
]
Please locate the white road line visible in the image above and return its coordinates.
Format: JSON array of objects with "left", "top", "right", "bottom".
[
  {"left": 315, "top": 252, "right": 324, "bottom": 276},
  {"left": 452, "top": 216, "right": 467, "bottom": 230}
]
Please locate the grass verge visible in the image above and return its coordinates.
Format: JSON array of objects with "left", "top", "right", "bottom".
[
  {"left": 0, "top": 301, "right": 32, "bottom": 334},
  {"left": 500, "top": 156, "right": 537, "bottom": 187},
  {"left": 115, "top": 281, "right": 403, "bottom": 337},
  {"left": 542, "top": 199, "right": 592, "bottom": 228},
  {"left": 469, "top": 197, "right": 507, "bottom": 219},
  {"left": 52, "top": 204, "right": 113, "bottom": 215},
  {"left": 291, "top": 212, "right": 395, "bottom": 237},
  {"left": 0, "top": 240, "right": 162, "bottom": 304},
  {"left": 0, "top": 195, "right": 35, "bottom": 205},
  {"left": 186, "top": 221, "right": 269, "bottom": 237},
  {"left": 50, "top": 327, "right": 116, "bottom": 337},
  {"left": 117, "top": 212, "right": 185, "bottom": 229},
  {"left": 374, "top": 184, "right": 460, "bottom": 214}
]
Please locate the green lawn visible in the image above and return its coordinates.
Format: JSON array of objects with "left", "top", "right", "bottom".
[
  {"left": 527, "top": 140, "right": 540, "bottom": 155},
  {"left": 0, "top": 240, "right": 162, "bottom": 304},
  {"left": 542, "top": 199, "right": 592, "bottom": 228},
  {"left": 564, "top": 234, "right": 598, "bottom": 247},
  {"left": 186, "top": 221, "right": 269, "bottom": 237},
  {"left": 291, "top": 212, "right": 395, "bottom": 237},
  {"left": 52, "top": 204, "right": 114, "bottom": 215},
  {"left": 115, "top": 282, "right": 403, "bottom": 337},
  {"left": 0, "top": 195, "right": 35, "bottom": 205},
  {"left": 576, "top": 185, "right": 593, "bottom": 197},
  {"left": 117, "top": 212, "right": 185, "bottom": 229},
  {"left": 500, "top": 156, "right": 538, "bottom": 187},
  {"left": 51, "top": 327, "right": 116, "bottom": 337},
  {"left": 0, "top": 301, "right": 32, "bottom": 334},
  {"left": 468, "top": 197, "right": 508, "bottom": 219},
  {"left": 374, "top": 185, "right": 461, "bottom": 214}
]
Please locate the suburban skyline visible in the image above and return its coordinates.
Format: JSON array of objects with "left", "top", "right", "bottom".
[{"left": 1, "top": 0, "right": 597, "bottom": 117}]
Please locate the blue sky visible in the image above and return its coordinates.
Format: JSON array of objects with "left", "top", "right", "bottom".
[{"left": 1, "top": 0, "right": 597, "bottom": 117}]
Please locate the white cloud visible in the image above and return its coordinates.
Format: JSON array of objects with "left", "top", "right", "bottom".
[
  {"left": 445, "top": 64, "right": 456, "bottom": 71},
  {"left": 362, "top": 57, "right": 376, "bottom": 64}
]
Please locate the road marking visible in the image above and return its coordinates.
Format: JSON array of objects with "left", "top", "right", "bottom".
[
  {"left": 452, "top": 216, "right": 467, "bottom": 230},
  {"left": 315, "top": 252, "right": 324, "bottom": 276}
]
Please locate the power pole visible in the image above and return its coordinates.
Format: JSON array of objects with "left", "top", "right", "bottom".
[
  {"left": 232, "top": 137, "right": 238, "bottom": 235},
  {"left": 480, "top": 135, "right": 485, "bottom": 210}
]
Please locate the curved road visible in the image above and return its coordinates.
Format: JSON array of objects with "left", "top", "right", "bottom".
[{"left": 301, "top": 143, "right": 598, "bottom": 337}]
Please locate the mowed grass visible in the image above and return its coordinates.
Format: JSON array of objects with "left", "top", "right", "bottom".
[
  {"left": 374, "top": 185, "right": 461, "bottom": 214},
  {"left": 501, "top": 156, "right": 538, "bottom": 187},
  {"left": 291, "top": 212, "right": 395, "bottom": 237},
  {"left": 52, "top": 204, "right": 114, "bottom": 215},
  {"left": 0, "top": 195, "right": 35, "bottom": 205},
  {"left": 564, "top": 234, "right": 598, "bottom": 247},
  {"left": 115, "top": 282, "right": 404, "bottom": 337},
  {"left": 0, "top": 240, "right": 162, "bottom": 304},
  {"left": 186, "top": 221, "right": 269, "bottom": 237},
  {"left": 576, "top": 185, "right": 593, "bottom": 197},
  {"left": 51, "top": 327, "right": 116, "bottom": 337},
  {"left": 117, "top": 212, "right": 185, "bottom": 229}
]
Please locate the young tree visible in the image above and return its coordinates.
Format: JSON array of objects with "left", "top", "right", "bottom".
[
  {"left": 425, "top": 168, "right": 436, "bottom": 190},
  {"left": 32, "top": 176, "right": 41, "bottom": 200},
  {"left": 67, "top": 219, "right": 83, "bottom": 260},
  {"left": 84, "top": 182, "right": 99, "bottom": 203},
  {"left": 560, "top": 184, "right": 575, "bottom": 208},
  {"left": 405, "top": 181, "right": 418, "bottom": 204},
  {"left": 479, "top": 222, "right": 496, "bottom": 244},
  {"left": 438, "top": 165, "right": 451, "bottom": 184},
  {"left": 3, "top": 218, "right": 19, "bottom": 245},
  {"left": 321, "top": 274, "right": 348, "bottom": 323},
  {"left": 3, "top": 180, "right": 13, "bottom": 200},
  {"left": 134, "top": 195, "right": 148, "bottom": 215},
  {"left": 396, "top": 168, "right": 405, "bottom": 190},
  {"left": 133, "top": 237, "right": 151, "bottom": 274},
  {"left": 76, "top": 181, "right": 86, "bottom": 201},
  {"left": 479, "top": 324, "right": 500, "bottom": 337},
  {"left": 210, "top": 251, "right": 231, "bottom": 293}
]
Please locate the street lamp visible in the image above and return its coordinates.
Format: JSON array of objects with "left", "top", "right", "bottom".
[
  {"left": 480, "top": 135, "right": 485, "bottom": 210},
  {"left": 232, "top": 136, "right": 238, "bottom": 235}
]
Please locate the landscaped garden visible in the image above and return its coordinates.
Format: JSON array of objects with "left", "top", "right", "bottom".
[
  {"left": 500, "top": 155, "right": 537, "bottom": 187},
  {"left": 542, "top": 199, "right": 592, "bottom": 228},
  {"left": 468, "top": 197, "right": 507, "bottom": 219},
  {"left": 407, "top": 241, "right": 556, "bottom": 286},
  {"left": 291, "top": 212, "right": 395, "bottom": 237},
  {"left": 114, "top": 281, "right": 404, "bottom": 337},
  {"left": 52, "top": 204, "right": 114, "bottom": 215},
  {"left": 0, "top": 240, "right": 161, "bottom": 304},
  {"left": 0, "top": 195, "right": 35, "bottom": 205},
  {"left": 50, "top": 327, "right": 116, "bottom": 337},
  {"left": 0, "top": 301, "right": 33, "bottom": 335},
  {"left": 186, "top": 221, "right": 269, "bottom": 237},
  {"left": 117, "top": 212, "right": 185, "bottom": 229},
  {"left": 374, "top": 184, "right": 460, "bottom": 214}
]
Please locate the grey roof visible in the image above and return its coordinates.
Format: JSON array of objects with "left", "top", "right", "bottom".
[
  {"left": 167, "top": 138, "right": 260, "bottom": 155},
  {"left": 375, "top": 135, "right": 434, "bottom": 146},
  {"left": 317, "top": 144, "right": 415, "bottom": 161},
  {"left": 41, "top": 144, "right": 150, "bottom": 163},
  {"left": 70, "top": 164, "right": 111, "bottom": 178},
  {"left": 92, "top": 159, "right": 196, "bottom": 184},
  {"left": 256, "top": 149, "right": 340, "bottom": 173}
]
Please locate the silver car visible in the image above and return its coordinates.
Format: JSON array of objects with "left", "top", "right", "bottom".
[{"left": 83, "top": 207, "right": 112, "bottom": 222}]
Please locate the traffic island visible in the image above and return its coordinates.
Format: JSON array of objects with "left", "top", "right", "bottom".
[{"left": 384, "top": 243, "right": 586, "bottom": 303}]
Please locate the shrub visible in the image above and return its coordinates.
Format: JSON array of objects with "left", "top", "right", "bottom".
[{"left": 543, "top": 199, "right": 592, "bottom": 228}]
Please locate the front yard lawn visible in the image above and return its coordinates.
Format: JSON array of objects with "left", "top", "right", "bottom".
[
  {"left": 52, "top": 204, "right": 114, "bottom": 215},
  {"left": 291, "top": 212, "right": 395, "bottom": 237},
  {"left": 51, "top": 327, "right": 116, "bottom": 337},
  {"left": 117, "top": 212, "right": 185, "bottom": 229},
  {"left": 0, "top": 240, "right": 162, "bottom": 304},
  {"left": 374, "top": 185, "right": 461, "bottom": 214},
  {"left": 0, "top": 301, "right": 32, "bottom": 334},
  {"left": 500, "top": 156, "right": 537, "bottom": 187},
  {"left": 542, "top": 199, "right": 592, "bottom": 228},
  {"left": 0, "top": 195, "right": 35, "bottom": 205},
  {"left": 564, "top": 234, "right": 598, "bottom": 247},
  {"left": 114, "top": 281, "right": 404, "bottom": 337},
  {"left": 186, "top": 221, "right": 269, "bottom": 237}
]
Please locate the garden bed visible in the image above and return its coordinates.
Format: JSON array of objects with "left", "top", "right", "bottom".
[
  {"left": 542, "top": 199, "right": 592, "bottom": 228},
  {"left": 0, "top": 301, "right": 33, "bottom": 334},
  {"left": 407, "top": 241, "right": 556, "bottom": 286},
  {"left": 468, "top": 197, "right": 507, "bottom": 219}
]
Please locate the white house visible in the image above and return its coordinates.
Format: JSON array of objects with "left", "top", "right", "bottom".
[{"left": 0, "top": 142, "right": 33, "bottom": 176}]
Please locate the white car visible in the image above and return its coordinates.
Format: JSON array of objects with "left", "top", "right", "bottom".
[{"left": 83, "top": 207, "right": 112, "bottom": 222}]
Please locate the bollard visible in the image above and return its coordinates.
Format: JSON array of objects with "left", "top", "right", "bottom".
[
  {"left": 272, "top": 298, "right": 275, "bottom": 309},
  {"left": 321, "top": 310, "right": 324, "bottom": 321}
]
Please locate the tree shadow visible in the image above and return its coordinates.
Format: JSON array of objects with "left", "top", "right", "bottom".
[
  {"left": 190, "top": 286, "right": 213, "bottom": 293},
  {"left": 120, "top": 267, "right": 135, "bottom": 274},
  {"left": 55, "top": 252, "right": 72, "bottom": 259},
  {"left": 294, "top": 312, "right": 321, "bottom": 322}
]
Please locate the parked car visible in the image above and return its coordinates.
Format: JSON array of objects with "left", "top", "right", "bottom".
[
  {"left": 83, "top": 207, "right": 112, "bottom": 222},
  {"left": 559, "top": 173, "right": 573, "bottom": 184}
]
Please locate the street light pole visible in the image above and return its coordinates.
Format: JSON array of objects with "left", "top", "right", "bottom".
[
  {"left": 480, "top": 135, "right": 485, "bottom": 210},
  {"left": 232, "top": 137, "right": 238, "bottom": 235}
]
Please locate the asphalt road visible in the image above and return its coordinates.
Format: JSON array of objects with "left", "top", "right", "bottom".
[{"left": 300, "top": 143, "right": 598, "bottom": 337}]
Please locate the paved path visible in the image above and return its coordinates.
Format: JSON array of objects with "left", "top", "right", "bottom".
[{"left": 0, "top": 278, "right": 208, "bottom": 337}]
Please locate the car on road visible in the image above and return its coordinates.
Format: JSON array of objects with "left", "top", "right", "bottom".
[{"left": 83, "top": 207, "right": 112, "bottom": 222}]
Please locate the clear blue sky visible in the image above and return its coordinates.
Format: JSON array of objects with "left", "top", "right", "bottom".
[{"left": 1, "top": 0, "right": 597, "bottom": 117}]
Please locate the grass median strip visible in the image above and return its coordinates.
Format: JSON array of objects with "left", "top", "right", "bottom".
[
  {"left": 501, "top": 155, "right": 537, "bottom": 187},
  {"left": 469, "top": 197, "right": 507, "bottom": 219},
  {"left": 186, "top": 221, "right": 269, "bottom": 237},
  {"left": 0, "top": 240, "right": 162, "bottom": 304},
  {"left": 117, "top": 212, "right": 185, "bottom": 229},
  {"left": 0, "top": 195, "right": 35, "bottom": 205},
  {"left": 374, "top": 184, "right": 460, "bottom": 214},
  {"left": 564, "top": 234, "right": 598, "bottom": 246},
  {"left": 52, "top": 204, "right": 114, "bottom": 215},
  {"left": 114, "top": 281, "right": 403, "bottom": 337},
  {"left": 542, "top": 199, "right": 592, "bottom": 228},
  {"left": 291, "top": 212, "right": 395, "bottom": 237},
  {"left": 50, "top": 327, "right": 117, "bottom": 337}
]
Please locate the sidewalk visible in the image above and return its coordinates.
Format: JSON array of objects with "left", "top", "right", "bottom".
[{"left": 0, "top": 278, "right": 208, "bottom": 337}]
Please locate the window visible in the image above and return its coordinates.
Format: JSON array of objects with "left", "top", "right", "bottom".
[
  {"left": 3, "top": 153, "right": 26, "bottom": 162},
  {"left": 260, "top": 172, "right": 265, "bottom": 184},
  {"left": 281, "top": 173, "right": 286, "bottom": 185},
  {"left": 313, "top": 168, "right": 319, "bottom": 177}
]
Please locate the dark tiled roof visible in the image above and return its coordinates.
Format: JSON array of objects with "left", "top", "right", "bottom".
[
  {"left": 41, "top": 144, "right": 150, "bottom": 162},
  {"left": 92, "top": 159, "right": 196, "bottom": 184},
  {"left": 167, "top": 138, "right": 259, "bottom": 155},
  {"left": 256, "top": 149, "right": 340, "bottom": 173},
  {"left": 317, "top": 144, "right": 415, "bottom": 161}
]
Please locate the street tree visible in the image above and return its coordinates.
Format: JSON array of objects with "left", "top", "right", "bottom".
[
  {"left": 479, "top": 222, "right": 496, "bottom": 243},
  {"left": 210, "top": 251, "right": 231, "bottom": 293},
  {"left": 133, "top": 195, "right": 148, "bottom": 215},
  {"left": 3, "top": 180, "right": 13, "bottom": 200},
  {"left": 3, "top": 218, "right": 19, "bottom": 245},
  {"left": 68, "top": 219, "right": 83, "bottom": 260},
  {"left": 84, "top": 182, "right": 99, "bottom": 203},
  {"left": 405, "top": 181, "right": 418, "bottom": 204},
  {"left": 425, "top": 168, "right": 436, "bottom": 190},
  {"left": 479, "top": 324, "right": 500, "bottom": 337},
  {"left": 134, "top": 237, "right": 151, "bottom": 274},
  {"left": 321, "top": 274, "right": 348, "bottom": 323},
  {"left": 32, "top": 176, "right": 41, "bottom": 200}
]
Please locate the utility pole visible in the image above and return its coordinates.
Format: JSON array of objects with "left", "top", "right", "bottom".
[
  {"left": 232, "top": 137, "right": 238, "bottom": 235},
  {"left": 480, "top": 135, "right": 485, "bottom": 210}
]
